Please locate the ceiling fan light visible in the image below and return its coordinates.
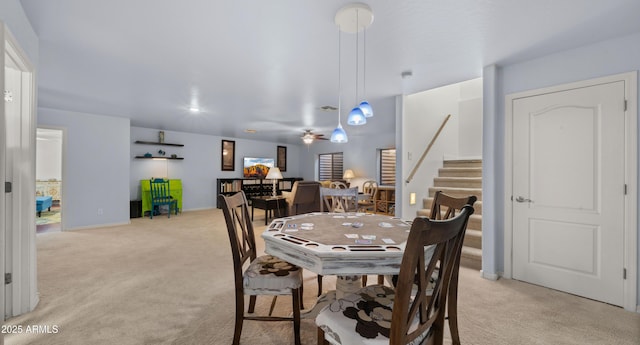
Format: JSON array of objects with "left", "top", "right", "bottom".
[
  {"left": 347, "top": 106, "right": 366, "bottom": 126},
  {"left": 330, "top": 123, "right": 348, "bottom": 143},
  {"left": 359, "top": 100, "right": 373, "bottom": 118},
  {"left": 302, "top": 136, "right": 314, "bottom": 145}
]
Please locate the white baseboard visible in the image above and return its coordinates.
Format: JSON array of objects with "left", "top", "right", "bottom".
[
  {"left": 636, "top": 305, "right": 640, "bottom": 314},
  {"left": 66, "top": 220, "right": 131, "bottom": 231},
  {"left": 480, "top": 270, "right": 499, "bottom": 281}
]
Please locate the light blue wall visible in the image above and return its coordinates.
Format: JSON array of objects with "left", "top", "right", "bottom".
[
  {"left": 38, "top": 108, "right": 131, "bottom": 229},
  {"left": 0, "top": 0, "right": 38, "bottom": 65},
  {"left": 131, "top": 126, "right": 303, "bottom": 211},
  {"left": 483, "top": 31, "right": 640, "bottom": 301}
]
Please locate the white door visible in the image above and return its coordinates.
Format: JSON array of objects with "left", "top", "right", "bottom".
[{"left": 512, "top": 81, "right": 626, "bottom": 306}]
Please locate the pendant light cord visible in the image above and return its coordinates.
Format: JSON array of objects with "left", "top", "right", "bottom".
[
  {"left": 363, "top": 28, "right": 366, "bottom": 99},
  {"left": 355, "top": 9, "right": 359, "bottom": 104},
  {"left": 338, "top": 28, "right": 342, "bottom": 123}
]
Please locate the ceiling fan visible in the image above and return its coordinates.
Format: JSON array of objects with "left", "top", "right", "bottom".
[{"left": 301, "top": 130, "right": 328, "bottom": 145}]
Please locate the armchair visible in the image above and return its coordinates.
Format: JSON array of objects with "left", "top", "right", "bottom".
[{"left": 281, "top": 181, "right": 321, "bottom": 216}]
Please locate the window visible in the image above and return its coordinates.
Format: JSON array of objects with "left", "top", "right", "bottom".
[
  {"left": 318, "top": 152, "right": 344, "bottom": 181},
  {"left": 379, "top": 148, "right": 396, "bottom": 185}
]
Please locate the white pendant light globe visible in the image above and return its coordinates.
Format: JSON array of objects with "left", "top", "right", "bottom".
[
  {"left": 330, "top": 123, "right": 348, "bottom": 143},
  {"left": 347, "top": 106, "right": 366, "bottom": 125},
  {"left": 359, "top": 100, "right": 373, "bottom": 118}
]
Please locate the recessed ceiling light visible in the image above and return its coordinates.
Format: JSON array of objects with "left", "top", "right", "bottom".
[
  {"left": 320, "top": 105, "right": 338, "bottom": 111},
  {"left": 244, "top": 129, "right": 257, "bottom": 133},
  {"left": 189, "top": 106, "right": 200, "bottom": 113}
]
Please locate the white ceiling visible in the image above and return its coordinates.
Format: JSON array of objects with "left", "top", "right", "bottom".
[{"left": 19, "top": 0, "right": 640, "bottom": 144}]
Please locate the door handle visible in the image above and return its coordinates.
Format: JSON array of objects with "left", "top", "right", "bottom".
[{"left": 515, "top": 196, "right": 532, "bottom": 203}]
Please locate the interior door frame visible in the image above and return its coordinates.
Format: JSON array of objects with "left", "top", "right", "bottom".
[
  {"left": 504, "top": 72, "right": 638, "bottom": 312},
  {"left": 1, "top": 22, "right": 38, "bottom": 321}
]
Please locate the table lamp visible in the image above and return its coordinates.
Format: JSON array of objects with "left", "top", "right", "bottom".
[
  {"left": 265, "top": 167, "right": 283, "bottom": 198},
  {"left": 343, "top": 169, "right": 355, "bottom": 185}
]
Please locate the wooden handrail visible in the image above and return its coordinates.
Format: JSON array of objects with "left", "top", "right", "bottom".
[{"left": 405, "top": 114, "right": 452, "bottom": 184}]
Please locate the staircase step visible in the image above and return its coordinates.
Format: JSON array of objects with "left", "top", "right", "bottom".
[
  {"left": 464, "top": 229, "right": 482, "bottom": 250},
  {"left": 439, "top": 167, "right": 483, "bottom": 177},
  {"left": 443, "top": 159, "right": 482, "bottom": 168},
  {"left": 418, "top": 159, "right": 483, "bottom": 271},
  {"left": 460, "top": 247, "right": 482, "bottom": 270},
  {"left": 434, "top": 177, "right": 482, "bottom": 189},
  {"left": 428, "top": 187, "right": 482, "bottom": 201}
]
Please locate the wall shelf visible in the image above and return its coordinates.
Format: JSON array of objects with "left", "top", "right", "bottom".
[
  {"left": 134, "top": 140, "right": 184, "bottom": 147},
  {"left": 135, "top": 156, "right": 184, "bottom": 160}
]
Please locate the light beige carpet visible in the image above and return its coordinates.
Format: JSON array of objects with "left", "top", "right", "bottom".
[{"left": 4, "top": 209, "right": 640, "bottom": 344}]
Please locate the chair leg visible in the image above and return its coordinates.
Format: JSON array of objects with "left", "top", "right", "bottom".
[
  {"left": 317, "top": 326, "right": 329, "bottom": 345},
  {"left": 377, "top": 274, "right": 385, "bottom": 285},
  {"left": 317, "top": 275, "right": 323, "bottom": 297},
  {"left": 299, "top": 280, "right": 304, "bottom": 310},
  {"left": 233, "top": 292, "right": 244, "bottom": 345},
  {"left": 362, "top": 275, "right": 368, "bottom": 287},
  {"left": 292, "top": 288, "right": 301, "bottom": 345},
  {"left": 268, "top": 296, "right": 278, "bottom": 316},
  {"left": 248, "top": 295, "right": 257, "bottom": 314}
]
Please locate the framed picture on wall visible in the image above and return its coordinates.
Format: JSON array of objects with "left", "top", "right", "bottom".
[
  {"left": 221, "top": 140, "right": 235, "bottom": 171},
  {"left": 277, "top": 146, "right": 287, "bottom": 172}
]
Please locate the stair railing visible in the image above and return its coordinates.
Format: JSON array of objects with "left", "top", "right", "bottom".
[{"left": 405, "top": 114, "right": 451, "bottom": 184}]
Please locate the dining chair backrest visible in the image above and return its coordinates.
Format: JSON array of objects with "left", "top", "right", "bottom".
[
  {"left": 329, "top": 181, "right": 347, "bottom": 189},
  {"left": 430, "top": 190, "right": 477, "bottom": 221},
  {"left": 320, "top": 187, "right": 358, "bottom": 213},
  {"left": 390, "top": 206, "right": 474, "bottom": 344},
  {"left": 219, "top": 191, "right": 257, "bottom": 279},
  {"left": 361, "top": 180, "right": 378, "bottom": 197},
  {"left": 428, "top": 191, "right": 477, "bottom": 345},
  {"left": 149, "top": 178, "right": 178, "bottom": 218},
  {"left": 150, "top": 178, "right": 171, "bottom": 200}
]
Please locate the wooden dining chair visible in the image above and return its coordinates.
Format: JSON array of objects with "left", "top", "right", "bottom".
[
  {"left": 429, "top": 191, "right": 477, "bottom": 345},
  {"left": 358, "top": 180, "right": 378, "bottom": 213},
  {"left": 315, "top": 205, "right": 474, "bottom": 345},
  {"left": 219, "top": 191, "right": 302, "bottom": 345},
  {"left": 320, "top": 186, "right": 358, "bottom": 213},
  {"left": 316, "top": 186, "right": 359, "bottom": 296},
  {"left": 149, "top": 178, "right": 178, "bottom": 218}
]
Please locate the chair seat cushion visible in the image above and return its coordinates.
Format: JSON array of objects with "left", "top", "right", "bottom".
[
  {"left": 316, "top": 285, "right": 429, "bottom": 345},
  {"left": 243, "top": 255, "right": 302, "bottom": 295}
]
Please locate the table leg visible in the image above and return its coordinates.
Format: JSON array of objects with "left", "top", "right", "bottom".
[
  {"left": 299, "top": 275, "right": 362, "bottom": 319},
  {"left": 251, "top": 204, "right": 255, "bottom": 221}
]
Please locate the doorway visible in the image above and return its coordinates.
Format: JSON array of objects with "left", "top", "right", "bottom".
[
  {"left": 36, "top": 128, "right": 63, "bottom": 233},
  {"left": 504, "top": 72, "right": 637, "bottom": 311}
]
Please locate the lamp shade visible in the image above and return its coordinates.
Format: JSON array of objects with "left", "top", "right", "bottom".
[
  {"left": 330, "top": 123, "right": 348, "bottom": 143},
  {"left": 343, "top": 169, "right": 355, "bottom": 179},
  {"left": 359, "top": 100, "right": 373, "bottom": 117},
  {"left": 265, "top": 167, "right": 283, "bottom": 180},
  {"left": 347, "top": 106, "right": 366, "bottom": 125}
]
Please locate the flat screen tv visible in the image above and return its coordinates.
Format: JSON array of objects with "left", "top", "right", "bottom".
[{"left": 243, "top": 157, "right": 275, "bottom": 178}]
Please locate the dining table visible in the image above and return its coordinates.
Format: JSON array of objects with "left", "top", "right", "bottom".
[{"left": 261, "top": 212, "right": 416, "bottom": 317}]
